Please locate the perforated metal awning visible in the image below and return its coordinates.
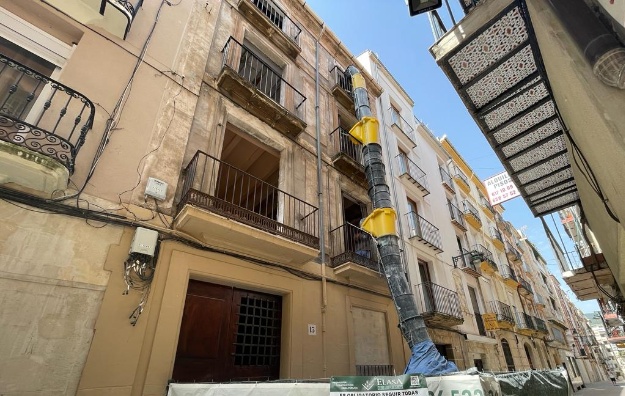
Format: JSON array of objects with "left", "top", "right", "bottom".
[{"left": 431, "top": 0, "right": 579, "bottom": 217}]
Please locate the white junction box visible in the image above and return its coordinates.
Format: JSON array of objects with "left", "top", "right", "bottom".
[
  {"left": 130, "top": 227, "right": 159, "bottom": 256},
  {"left": 145, "top": 177, "right": 168, "bottom": 200}
]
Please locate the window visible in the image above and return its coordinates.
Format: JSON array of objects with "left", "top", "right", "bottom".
[
  {"left": 501, "top": 339, "right": 516, "bottom": 371},
  {"left": 390, "top": 105, "right": 401, "bottom": 127},
  {"left": 0, "top": 37, "right": 56, "bottom": 119},
  {"left": 238, "top": 40, "right": 284, "bottom": 103},
  {"left": 398, "top": 148, "right": 409, "bottom": 174},
  {"left": 550, "top": 297, "right": 557, "bottom": 311},
  {"left": 524, "top": 344, "right": 535, "bottom": 369}
]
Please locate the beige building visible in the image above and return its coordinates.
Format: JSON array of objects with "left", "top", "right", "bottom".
[{"left": 0, "top": 0, "right": 407, "bottom": 394}]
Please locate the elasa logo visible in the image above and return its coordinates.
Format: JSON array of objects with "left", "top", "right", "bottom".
[{"left": 362, "top": 379, "right": 375, "bottom": 390}]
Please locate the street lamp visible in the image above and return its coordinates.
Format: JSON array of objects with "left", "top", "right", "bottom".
[{"left": 407, "top": 0, "right": 442, "bottom": 16}]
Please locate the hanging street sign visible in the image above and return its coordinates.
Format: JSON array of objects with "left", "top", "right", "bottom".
[{"left": 484, "top": 171, "right": 520, "bottom": 206}]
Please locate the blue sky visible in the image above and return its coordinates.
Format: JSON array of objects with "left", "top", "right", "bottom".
[{"left": 306, "top": 0, "right": 598, "bottom": 313}]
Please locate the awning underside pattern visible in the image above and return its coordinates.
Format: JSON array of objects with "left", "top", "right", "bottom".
[{"left": 436, "top": 2, "right": 578, "bottom": 216}]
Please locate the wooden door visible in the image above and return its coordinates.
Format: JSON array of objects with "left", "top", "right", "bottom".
[{"left": 172, "top": 280, "right": 282, "bottom": 382}]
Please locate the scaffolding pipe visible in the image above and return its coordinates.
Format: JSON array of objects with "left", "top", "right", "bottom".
[{"left": 346, "top": 66, "right": 457, "bottom": 374}]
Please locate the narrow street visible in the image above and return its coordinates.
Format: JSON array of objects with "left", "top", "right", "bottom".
[{"left": 577, "top": 381, "right": 625, "bottom": 395}]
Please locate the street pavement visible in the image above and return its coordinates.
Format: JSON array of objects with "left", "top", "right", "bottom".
[{"left": 576, "top": 381, "right": 625, "bottom": 395}]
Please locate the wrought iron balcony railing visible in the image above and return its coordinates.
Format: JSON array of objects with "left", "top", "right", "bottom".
[
  {"left": 491, "top": 227, "right": 504, "bottom": 244},
  {"left": 247, "top": 0, "right": 301, "bottom": 43},
  {"left": 221, "top": 37, "right": 305, "bottom": 115},
  {"left": 505, "top": 242, "right": 521, "bottom": 261},
  {"left": 329, "top": 65, "right": 352, "bottom": 94},
  {"left": 439, "top": 166, "right": 454, "bottom": 191},
  {"left": 481, "top": 196, "right": 496, "bottom": 215},
  {"left": 516, "top": 312, "right": 536, "bottom": 330},
  {"left": 519, "top": 277, "right": 534, "bottom": 294},
  {"left": 329, "top": 126, "right": 362, "bottom": 165},
  {"left": 448, "top": 201, "right": 466, "bottom": 228},
  {"left": 406, "top": 211, "right": 442, "bottom": 251},
  {"left": 396, "top": 154, "right": 429, "bottom": 193},
  {"left": 453, "top": 248, "right": 481, "bottom": 274},
  {"left": 329, "top": 223, "right": 380, "bottom": 273},
  {"left": 179, "top": 151, "right": 319, "bottom": 248},
  {"left": 0, "top": 53, "right": 94, "bottom": 173},
  {"left": 487, "top": 301, "right": 515, "bottom": 324},
  {"left": 416, "top": 281, "right": 463, "bottom": 320},
  {"left": 453, "top": 168, "right": 469, "bottom": 186},
  {"left": 474, "top": 244, "right": 495, "bottom": 265},
  {"left": 389, "top": 107, "right": 416, "bottom": 144},
  {"left": 534, "top": 317, "right": 548, "bottom": 333},
  {"left": 501, "top": 264, "right": 518, "bottom": 282},
  {"left": 462, "top": 200, "right": 481, "bottom": 224},
  {"left": 459, "top": 0, "right": 485, "bottom": 14}
]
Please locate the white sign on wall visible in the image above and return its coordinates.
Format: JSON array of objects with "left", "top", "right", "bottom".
[{"left": 484, "top": 171, "right": 520, "bottom": 205}]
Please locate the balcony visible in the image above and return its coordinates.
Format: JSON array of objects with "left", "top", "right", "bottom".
[
  {"left": 43, "top": 0, "right": 141, "bottom": 39},
  {"left": 238, "top": 0, "right": 301, "bottom": 59},
  {"left": 406, "top": 211, "right": 443, "bottom": 253},
  {"left": 440, "top": 166, "right": 455, "bottom": 194},
  {"left": 518, "top": 276, "right": 534, "bottom": 296},
  {"left": 546, "top": 311, "right": 568, "bottom": 330},
  {"left": 474, "top": 244, "right": 497, "bottom": 275},
  {"left": 535, "top": 293, "right": 546, "bottom": 309},
  {"left": 452, "top": 169, "right": 471, "bottom": 194},
  {"left": 453, "top": 248, "right": 482, "bottom": 278},
  {"left": 448, "top": 202, "right": 467, "bottom": 232},
  {"left": 490, "top": 227, "right": 505, "bottom": 251},
  {"left": 329, "top": 126, "right": 366, "bottom": 186},
  {"left": 0, "top": 54, "right": 94, "bottom": 195},
  {"left": 329, "top": 66, "right": 353, "bottom": 110},
  {"left": 481, "top": 196, "right": 496, "bottom": 220},
  {"left": 329, "top": 223, "right": 383, "bottom": 282},
  {"left": 483, "top": 301, "right": 515, "bottom": 331},
  {"left": 397, "top": 154, "right": 429, "bottom": 196},
  {"left": 389, "top": 109, "right": 417, "bottom": 148},
  {"left": 174, "top": 151, "right": 320, "bottom": 266},
  {"left": 416, "top": 282, "right": 464, "bottom": 328},
  {"left": 534, "top": 317, "right": 548, "bottom": 334},
  {"left": 462, "top": 200, "right": 482, "bottom": 230},
  {"left": 505, "top": 242, "right": 522, "bottom": 262},
  {"left": 218, "top": 37, "right": 306, "bottom": 138},
  {"left": 608, "top": 328, "right": 625, "bottom": 344},
  {"left": 500, "top": 264, "right": 519, "bottom": 288},
  {"left": 604, "top": 312, "right": 624, "bottom": 327},
  {"left": 515, "top": 312, "right": 537, "bottom": 336}
]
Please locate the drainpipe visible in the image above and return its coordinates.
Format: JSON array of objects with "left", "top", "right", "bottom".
[
  {"left": 314, "top": 24, "right": 328, "bottom": 377},
  {"left": 547, "top": 0, "right": 625, "bottom": 89},
  {"left": 346, "top": 66, "right": 456, "bottom": 374}
]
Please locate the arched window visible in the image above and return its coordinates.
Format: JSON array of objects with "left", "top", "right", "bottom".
[
  {"left": 524, "top": 344, "right": 535, "bottom": 369},
  {"left": 501, "top": 339, "right": 516, "bottom": 372}
]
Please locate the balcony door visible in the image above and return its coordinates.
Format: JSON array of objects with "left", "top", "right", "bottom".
[
  {"left": 342, "top": 194, "right": 369, "bottom": 259},
  {"left": 419, "top": 260, "right": 435, "bottom": 312},
  {"left": 407, "top": 197, "right": 419, "bottom": 238},
  {"left": 215, "top": 126, "right": 280, "bottom": 222},
  {"left": 468, "top": 286, "right": 486, "bottom": 336},
  {"left": 239, "top": 40, "right": 283, "bottom": 103}
]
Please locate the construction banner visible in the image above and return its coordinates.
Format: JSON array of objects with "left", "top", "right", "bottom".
[{"left": 330, "top": 374, "right": 428, "bottom": 395}]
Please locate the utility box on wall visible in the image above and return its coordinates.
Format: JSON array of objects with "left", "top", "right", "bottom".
[{"left": 130, "top": 227, "right": 159, "bottom": 256}]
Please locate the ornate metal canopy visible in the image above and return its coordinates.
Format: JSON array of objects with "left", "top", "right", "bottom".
[{"left": 433, "top": 1, "right": 579, "bottom": 216}]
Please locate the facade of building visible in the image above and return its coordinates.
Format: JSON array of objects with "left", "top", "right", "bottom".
[{"left": 0, "top": 0, "right": 602, "bottom": 394}]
